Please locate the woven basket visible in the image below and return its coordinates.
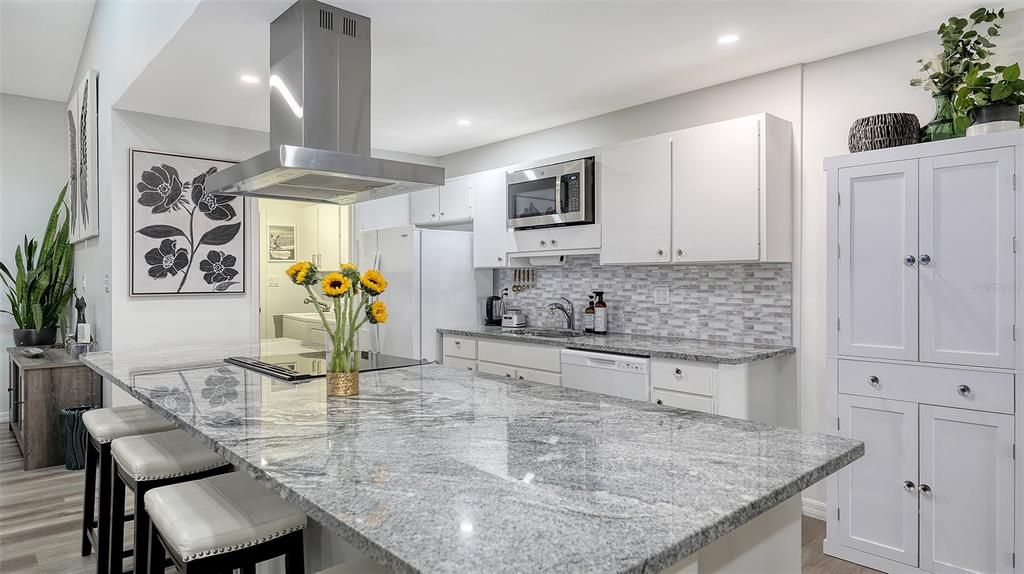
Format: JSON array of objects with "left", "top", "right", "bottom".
[{"left": 848, "top": 113, "right": 920, "bottom": 153}]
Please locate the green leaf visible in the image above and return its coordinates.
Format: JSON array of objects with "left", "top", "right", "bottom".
[
  {"left": 954, "top": 115, "right": 973, "bottom": 134},
  {"left": 970, "top": 7, "right": 987, "bottom": 21},
  {"left": 992, "top": 83, "right": 1012, "bottom": 101},
  {"left": 1004, "top": 63, "right": 1020, "bottom": 82}
]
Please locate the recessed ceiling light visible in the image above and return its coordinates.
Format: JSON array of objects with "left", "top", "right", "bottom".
[
  {"left": 240, "top": 74, "right": 260, "bottom": 84},
  {"left": 717, "top": 34, "right": 739, "bottom": 45},
  {"left": 456, "top": 118, "right": 472, "bottom": 127}
]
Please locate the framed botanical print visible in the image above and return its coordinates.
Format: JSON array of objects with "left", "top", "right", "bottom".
[{"left": 129, "top": 149, "right": 246, "bottom": 295}]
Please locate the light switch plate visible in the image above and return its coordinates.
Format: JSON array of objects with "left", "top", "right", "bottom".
[
  {"left": 268, "top": 276, "right": 279, "bottom": 287},
  {"left": 654, "top": 285, "right": 670, "bottom": 305}
]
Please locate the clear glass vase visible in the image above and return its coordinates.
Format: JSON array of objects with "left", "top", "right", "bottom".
[{"left": 921, "top": 94, "right": 959, "bottom": 142}]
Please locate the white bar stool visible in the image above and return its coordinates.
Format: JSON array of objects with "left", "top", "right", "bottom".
[
  {"left": 109, "top": 429, "right": 231, "bottom": 574},
  {"left": 81, "top": 405, "right": 176, "bottom": 573},
  {"left": 145, "top": 471, "right": 307, "bottom": 574}
]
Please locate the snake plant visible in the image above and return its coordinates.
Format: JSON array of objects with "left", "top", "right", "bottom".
[{"left": 0, "top": 184, "right": 75, "bottom": 331}]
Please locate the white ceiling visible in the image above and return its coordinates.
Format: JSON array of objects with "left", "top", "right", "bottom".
[
  {"left": 0, "top": 0, "right": 97, "bottom": 102},
  {"left": 117, "top": 0, "right": 984, "bottom": 158}
]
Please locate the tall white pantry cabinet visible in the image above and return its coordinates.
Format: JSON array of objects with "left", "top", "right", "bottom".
[{"left": 824, "top": 130, "right": 1024, "bottom": 574}]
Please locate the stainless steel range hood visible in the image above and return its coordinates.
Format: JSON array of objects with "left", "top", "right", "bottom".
[{"left": 206, "top": 0, "right": 443, "bottom": 204}]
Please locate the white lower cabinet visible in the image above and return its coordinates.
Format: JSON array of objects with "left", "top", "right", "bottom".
[
  {"left": 443, "top": 337, "right": 561, "bottom": 386},
  {"left": 833, "top": 361, "right": 1016, "bottom": 574}
]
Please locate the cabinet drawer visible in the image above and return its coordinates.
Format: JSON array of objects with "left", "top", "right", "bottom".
[
  {"left": 515, "top": 367, "right": 561, "bottom": 387},
  {"left": 443, "top": 356, "right": 476, "bottom": 372},
  {"left": 477, "top": 340, "right": 561, "bottom": 372},
  {"left": 478, "top": 361, "right": 517, "bottom": 379},
  {"left": 653, "top": 389, "right": 715, "bottom": 414},
  {"left": 650, "top": 358, "right": 715, "bottom": 396},
  {"left": 838, "top": 359, "right": 1014, "bottom": 414},
  {"left": 442, "top": 336, "right": 477, "bottom": 359}
]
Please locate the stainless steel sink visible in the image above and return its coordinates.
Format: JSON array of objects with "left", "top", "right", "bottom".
[{"left": 514, "top": 328, "right": 589, "bottom": 338}]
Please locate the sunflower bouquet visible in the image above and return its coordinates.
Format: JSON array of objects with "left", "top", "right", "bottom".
[{"left": 285, "top": 261, "right": 388, "bottom": 396}]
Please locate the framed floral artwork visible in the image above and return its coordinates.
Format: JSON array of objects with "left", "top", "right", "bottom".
[{"left": 130, "top": 149, "right": 246, "bottom": 295}]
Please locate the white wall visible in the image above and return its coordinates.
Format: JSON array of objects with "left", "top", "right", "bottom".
[
  {"left": 109, "top": 110, "right": 268, "bottom": 352},
  {"left": 799, "top": 10, "right": 1024, "bottom": 507},
  {"left": 0, "top": 93, "right": 67, "bottom": 421}
]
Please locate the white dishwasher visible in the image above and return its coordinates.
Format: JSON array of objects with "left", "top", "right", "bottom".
[{"left": 560, "top": 350, "right": 650, "bottom": 402}]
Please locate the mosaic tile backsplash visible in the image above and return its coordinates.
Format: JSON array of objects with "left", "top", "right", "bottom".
[{"left": 495, "top": 256, "right": 792, "bottom": 345}]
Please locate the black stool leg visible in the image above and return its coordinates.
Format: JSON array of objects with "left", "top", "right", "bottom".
[
  {"left": 284, "top": 532, "right": 305, "bottom": 574},
  {"left": 134, "top": 484, "right": 150, "bottom": 574},
  {"left": 97, "top": 443, "right": 113, "bottom": 574},
  {"left": 109, "top": 466, "right": 127, "bottom": 574},
  {"left": 147, "top": 521, "right": 164, "bottom": 574},
  {"left": 81, "top": 438, "right": 98, "bottom": 556}
]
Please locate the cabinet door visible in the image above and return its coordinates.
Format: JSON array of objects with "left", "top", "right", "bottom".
[
  {"left": 836, "top": 395, "right": 919, "bottom": 566},
  {"left": 919, "top": 405, "right": 1014, "bottom": 574},
  {"left": 512, "top": 228, "right": 551, "bottom": 252},
  {"left": 299, "top": 205, "right": 320, "bottom": 264},
  {"left": 409, "top": 188, "right": 440, "bottom": 225},
  {"left": 440, "top": 177, "right": 473, "bottom": 221},
  {"left": 316, "top": 205, "right": 341, "bottom": 268},
  {"left": 671, "top": 116, "right": 760, "bottom": 262},
  {"left": 598, "top": 134, "right": 672, "bottom": 264},
  {"left": 838, "top": 160, "right": 919, "bottom": 361},
  {"left": 919, "top": 148, "right": 1015, "bottom": 369},
  {"left": 471, "top": 169, "right": 514, "bottom": 268}
]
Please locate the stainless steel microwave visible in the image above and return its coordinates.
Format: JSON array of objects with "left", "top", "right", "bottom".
[{"left": 507, "top": 157, "right": 595, "bottom": 230}]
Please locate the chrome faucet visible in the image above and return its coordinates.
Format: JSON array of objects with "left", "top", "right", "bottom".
[{"left": 547, "top": 297, "right": 575, "bottom": 330}]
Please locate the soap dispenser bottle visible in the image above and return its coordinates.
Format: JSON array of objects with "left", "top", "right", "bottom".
[
  {"left": 584, "top": 295, "right": 596, "bottom": 333},
  {"left": 593, "top": 291, "right": 608, "bottom": 335}
]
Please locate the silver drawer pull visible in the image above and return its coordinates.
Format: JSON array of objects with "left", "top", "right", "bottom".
[
  {"left": 904, "top": 255, "right": 917, "bottom": 266},
  {"left": 919, "top": 254, "right": 931, "bottom": 266},
  {"left": 918, "top": 483, "right": 932, "bottom": 494},
  {"left": 657, "top": 249, "right": 664, "bottom": 256},
  {"left": 903, "top": 480, "right": 916, "bottom": 491},
  {"left": 656, "top": 399, "right": 663, "bottom": 405},
  {"left": 673, "top": 368, "right": 684, "bottom": 377},
  {"left": 454, "top": 341, "right": 461, "bottom": 348},
  {"left": 956, "top": 384, "right": 972, "bottom": 397},
  {"left": 868, "top": 375, "right": 880, "bottom": 387}
]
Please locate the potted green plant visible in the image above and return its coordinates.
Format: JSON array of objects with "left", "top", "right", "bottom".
[
  {"left": 954, "top": 62, "right": 1024, "bottom": 135},
  {"left": 911, "top": 8, "right": 1005, "bottom": 141},
  {"left": 0, "top": 185, "right": 75, "bottom": 347}
]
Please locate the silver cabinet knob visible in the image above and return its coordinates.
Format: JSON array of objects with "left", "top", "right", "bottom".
[
  {"left": 657, "top": 249, "right": 665, "bottom": 256},
  {"left": 956, "top": 384, "right": 972, "bottom": 397},
  {"left": 656, "top": 399, "right": 663, "bottom": 405},
  {"left": 919, "top": 483, "right": 932, "bottom": 494},
  {"left": 903, "top": 480, "right": 916, "bottom": 491},
  {"left": 505, "top": 373, "right": 511, "bottom": 378},
  {"left": 454, "top": 341, "right": 461, "bottom": 348},
  {"left": 497, "top": 256, "right": 503, "bottom": 262},
  {"left": 440, "top": 211, "right": 445, "bottom": 216},
  {"left": 868, "top": 375, "right": 880, "bottom": 387},
  {"left": 674, "top": 368, "right": 683, "bottom": 376},
  {"left": 676, "top": 249, "right": 683, "bottom": 256},
  {"left": 431, "top": 213, "right": 437, "bottom": 218},
  {"left": 550, "top": 239, "right": 558, "bottom": 246},
  {"left": 518, "top": 375, "right": 524, "bottom": 380},
  {"left": 919, "top": 254, "right": 932, "bottom": 266},
  {"left": 540, "top": 240, "right": 547, "bottom": 247},
  {"left": 904, "top": 255, "right": 917, "bottom": 266}
]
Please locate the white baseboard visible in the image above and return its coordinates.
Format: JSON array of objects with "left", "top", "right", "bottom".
[
  {"left": 0, "top": 411, "right": 9, "bottom": 424},
  {"left": 802, "top": 496, "right": 827, "bottom": 521}
]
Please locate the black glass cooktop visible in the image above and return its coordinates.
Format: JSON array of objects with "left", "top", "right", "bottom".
[{"left": 225, "top": 350, "right": 424, "bottom": 382}]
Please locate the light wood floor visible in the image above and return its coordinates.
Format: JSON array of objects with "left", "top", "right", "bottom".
[{"left": 1, "top": 429, "right": 879, "bottom": 573}]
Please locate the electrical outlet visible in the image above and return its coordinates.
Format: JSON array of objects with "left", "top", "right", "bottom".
[
  {"left": 80, "top": 274, "right": 87, "bottom": 291},
  {"left": 654, "top": 285, "right": 670, "bottom": 305}
]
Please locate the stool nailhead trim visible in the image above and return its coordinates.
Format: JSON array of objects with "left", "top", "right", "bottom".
[
  {"left": 179, "top": 524, "right": 306, "bottom": 562},
  {"left": 115, "top": 460, "right": 227, "bottom": 482}
]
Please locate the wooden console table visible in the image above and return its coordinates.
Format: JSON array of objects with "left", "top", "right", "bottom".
[{"left": 7, "top": 347, "right": 102, "bottom": 469}]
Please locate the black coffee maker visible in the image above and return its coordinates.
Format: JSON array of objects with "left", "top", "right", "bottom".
[{"left": 484, "top": 294, "right": 504, "bottom": 326}]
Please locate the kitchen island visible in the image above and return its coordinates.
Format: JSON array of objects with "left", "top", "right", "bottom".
[{"left": 82, "top": 340, "right": 861, "bottom": 573}]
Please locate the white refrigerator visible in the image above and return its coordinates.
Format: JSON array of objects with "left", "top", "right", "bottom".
[{"left": 357, "top": 226, "right": 486, "bottom": 362}]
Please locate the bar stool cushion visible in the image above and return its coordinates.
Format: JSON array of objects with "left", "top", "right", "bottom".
[
  {"left": 111, "top": 429, "right": 226, "bottom": 482},
  {"left": 83, "top": 405, "right": 176, "bottom": 444},
  {"left": 145, "top": 471, "right": 306, "bottom": 562}
]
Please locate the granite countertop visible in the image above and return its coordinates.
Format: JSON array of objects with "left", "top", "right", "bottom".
[
  {"left": 82, "top": 340, "right": 860, "bottom": 574},
  {"left": 438, "top": 326, "right": 795, "bottom": 365}
]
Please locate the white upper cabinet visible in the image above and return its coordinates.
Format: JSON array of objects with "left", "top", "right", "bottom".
[
  {"left": 410, "top": 176, "right": 474, "bottom": 226},
  {"left": 838, "top": 160, "right": 919, "bottom": 362},
  {"left": 836, "top": 394, "right": 920, "bottom": 567},
  {"left": 409, "top": 187, "right": 440, "bottom": 225},
  {"left": 471, "top": 168, "right": 513, "bottom": 268},
  {"left": 440, "top": 176, "right": 473, "bottom": 221},
  {"left": 918, "top": 405, "right": 1015, "bottom": 574},
  {"left": 597, "top": 113, "right": 792, "bottom": 265},
  {"left": 599, "top": 134, "right": 672, "bottom": 264},
  {"left": 671, "top": 116, "right": 761, "bottom": 262},
  {"left": 918, "top": 148, "right": 1015, "bottom": 369}
]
